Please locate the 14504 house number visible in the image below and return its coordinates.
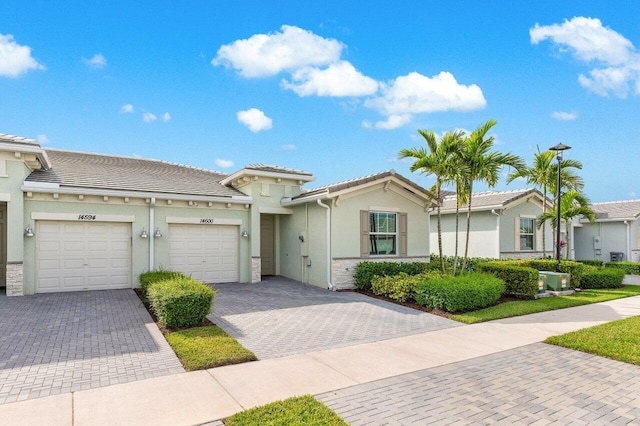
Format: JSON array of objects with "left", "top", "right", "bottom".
[{"left": 77, "top": 214, "right": 97, "bottom": 220}]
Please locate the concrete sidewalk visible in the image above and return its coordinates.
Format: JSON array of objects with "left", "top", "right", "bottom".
[{"left": 2, "top": 296, "right": 639, "bottom": 426}]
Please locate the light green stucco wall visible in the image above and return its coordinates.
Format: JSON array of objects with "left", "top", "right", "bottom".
[
  {"left": 431, "top": 211, "right": 499, "bottom": 258},
  {"left": 1, "top": 159, "right": 31, "bottom": 262},
  {"left": 500, "top": 201, "right": 553, "bottom": 254},
  {"left": 574, "top": 220, "right": 638, "bottom": 261}
]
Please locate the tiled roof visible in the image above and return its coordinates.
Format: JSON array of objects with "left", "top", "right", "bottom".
[
  {"left": 25, "top": 149, "right": 245, "bottom": 198},
  {"left": 589, "top": 200, "right": 640, "bottom": 220},
  {"left": 244, "top": 164, "right": 313, "bottom": 176},
  {"left": 439, "top": 188, "right": 541, "bottom": 212},
  {"left": 295, "top": 170, "right": 432, "bottom": 200},
  {"left": 0, "top": 133, "right": 40, "bottom": 146}
]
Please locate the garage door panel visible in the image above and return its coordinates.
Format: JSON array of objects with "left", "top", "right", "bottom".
[
  {"left": 169, "top": 224, "right": 238, "bottom": 283},
  {"left": 36, "top": 221, "right": 131, "bottom": 293}
]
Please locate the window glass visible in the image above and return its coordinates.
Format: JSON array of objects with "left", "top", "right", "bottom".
[
  {"left": 369, "top": 212, "right": 397, "bottom": 255},
  {"left": 519, "top": 218, "right": 535, "bottom": 251}
]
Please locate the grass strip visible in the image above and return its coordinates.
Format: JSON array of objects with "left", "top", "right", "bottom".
[
  {"left": 451, "top": 285, "right": 640, "bottom": 324},
  {"left": 165, "top": 325, "right": 256, "bottom": 370},
  {"left": 545, "top": 315, "right": 640, "bottom": 365},
  {"left": 225, "top": 395, "right": 348, "bottom": 426}
]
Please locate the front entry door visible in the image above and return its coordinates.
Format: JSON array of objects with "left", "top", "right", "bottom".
[{"left": 260, "top": 215, "right": 275, "bottom": 276}]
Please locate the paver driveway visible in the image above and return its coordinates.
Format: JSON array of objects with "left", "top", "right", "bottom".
[
  {"left": 209, "top": 277, "right": 460, "bottom": 359},
  {"left": 0, "top": 289, "right": 184, "bottom": 405}
]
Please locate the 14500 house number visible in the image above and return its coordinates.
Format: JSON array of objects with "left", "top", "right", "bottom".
[{"left": 77, "top": 214, "right": 97, "bottom": 221}]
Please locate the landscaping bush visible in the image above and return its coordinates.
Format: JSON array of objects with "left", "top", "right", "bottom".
[
  {"left": 371, "top": 271, "right": 444, "bottom": 302},
  {"left": 518, "top": 259, "right": 587, "bottom": 288},
  {"left": 414, "top": 273, "right": 505, "bottom": 313},
  {"left": 147, "top": 277, "right": 215, "bottom": 328},
  {"left": 580, "top": 268, "right": 625, "bottom": 289},
  {"left": 353, "top": 261, "right": 435, "bottom": 291},
  {"left": 478, "top": 262, "right": 539, "bottom": 298},
  {"left": 577, "top": 259, "right": 605, "bottom": 268},
  {"left": 605, "top": 261, "right": 640, "bottom": 275},
  {"left": 139, "top": 269, "right": 188, "bottom": 299},
  {"left": 430, "top": 254, "right": 499, "bottom": 273}
]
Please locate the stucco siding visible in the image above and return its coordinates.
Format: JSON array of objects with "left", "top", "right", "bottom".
[
  {"left": 431, "top": 211, "right": 499, "bottom": 258},
  {"left": 575, "top": 220, "right": 638, "bottom": 261},
  {"left": 2, "top": 160, "right": 31, "bottom": 263}
]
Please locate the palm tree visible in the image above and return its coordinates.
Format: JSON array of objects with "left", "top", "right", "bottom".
[
  {"left": 458, "top": 120, "right": 525, "bottom": 272},
  {"left": 506, "top": 147, "right": 584, "bottom": 257},
  {"left": 399, "top": 130, "right": 461, "bottom": 273},
  {"left": 537, "top": 190, "right": 596, "bottom": 259}
]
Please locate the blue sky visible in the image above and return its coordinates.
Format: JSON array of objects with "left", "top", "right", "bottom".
[{"left": 1, "top": 1, "right": 639, "bottom": 202}]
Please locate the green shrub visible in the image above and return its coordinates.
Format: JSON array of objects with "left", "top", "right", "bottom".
[
  {"left": 139, "top": 269, "right": 188, "bottom": 299},
  {"left": 478, "top": 262, "right": 539, "bottom": 298},
  {"left": 371, "top": 271, "right": 444, "bottom": 302},
  {"left": 580, "top": 268, "right": 626, "bottom": 289},
  {"left": 605, "top": 261, "right": 640, "bottom": 275},
  {"left": 430, "top": 254, "right": 499, "bottom": 273},
  {"left": 147, "top": 277, "right": 215, "bottom": 328},
  {"left": 576, "top": 259, "right": 605, "bottom": 268},
  {"left": 353, "top": 261, "right": 435, "bottom": 291},
  {"left": 414, "top": 273, "right": 505, "bottom": 313},
  {"left": 517, "top": 259, "right": 586, "bottom": 288}
]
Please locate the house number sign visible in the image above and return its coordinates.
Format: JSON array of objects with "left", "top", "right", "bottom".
[
  {"left": 77, "top": 214, "right": 97, "bottom": 221},
  {"left": 200, "top": 218, "right": 215, "bottom": 224}
]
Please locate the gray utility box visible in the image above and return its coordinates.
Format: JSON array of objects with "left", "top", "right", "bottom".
[
  {"left": 610, "top": 252, "right": 624, "bottom": 262},
  {"left": 539, "top": 271, "right": 571, "bottom": 291}
]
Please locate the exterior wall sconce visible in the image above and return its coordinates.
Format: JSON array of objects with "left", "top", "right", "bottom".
[
  {"left": 24, "top": 225, "right": 35, "bottom": 237},
  {"left": 140, "top": 228, "right": 148, "bottom": 238},
  {"left": 241, "top": 229, "right": 249, "bottom": 238},
  {"left": 154, "top": 228, "right": 163, "bottom": 238}
]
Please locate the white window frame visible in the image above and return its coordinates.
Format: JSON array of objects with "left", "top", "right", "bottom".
[
  {"left": 369, "top": 211, "right": 398, "bottom": 256},
  {"left": 519, "top": 217, "right": 536, "bottom": 251}
]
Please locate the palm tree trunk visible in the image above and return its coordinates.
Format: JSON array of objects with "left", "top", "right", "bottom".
[
  {"left": 453, "top": 194, "right": 460, "bottom": 276},
  {"left": 542, "top": 184, "right": 547, "bottom": 258},
  {"left": 435, "top": 179, "right": 445, "bottom": 273},
  {"left": 461, "top": 183, "right": 473, "bottom": 273}
]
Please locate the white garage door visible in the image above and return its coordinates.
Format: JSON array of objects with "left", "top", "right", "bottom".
[
  {"left": 169, "top": 224, "right": 238, "bottom": 283},
  {"left": 36, "top": 221, "right": 131, "bottom": 293}
]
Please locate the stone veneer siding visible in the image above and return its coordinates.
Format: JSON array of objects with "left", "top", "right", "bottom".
[
  {"left": 501, "top": 251, "right": 547, "bottom": 260},
  {"left": 331, "top": 256, "right": 430, "bottom": 290},
  {"left": 6, "top": 262, "right": 24, "bottom": 296},
  {"left": 251, "top": 256, "right": 261, "bottom": 283}
]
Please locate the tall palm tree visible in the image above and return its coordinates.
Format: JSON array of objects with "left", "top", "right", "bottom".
[
  {"left": 506, "top": 147, "right": 584, "bottom": 257},
  {"left": 537, "top": 190, "right": 596, "bottom": 259},
  {"left": 399, "top": 130, "right": 461, "bottom": 272},
  {"left": 458, "top": 120, "right": 525, "bottom": 272}
]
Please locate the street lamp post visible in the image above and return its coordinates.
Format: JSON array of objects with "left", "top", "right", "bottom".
[{"left": 549, "top": 143, "right": 571, "bottom": 272}]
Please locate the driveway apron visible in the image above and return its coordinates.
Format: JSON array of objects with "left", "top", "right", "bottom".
[
  {"left": 0, "top": 289, "right": 184, "bottom": 405},
  {"left": 209, "top": 277, "right": 461, "bottom": 359}
]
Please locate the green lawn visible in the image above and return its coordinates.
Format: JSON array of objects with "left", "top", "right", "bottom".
[
  {"left": 451, "top": 285, "right": 640, "bottom": 324},
  {"left": 165, "top": 325, "right": 257, "bottom": 370},
  {"left": 225, "top": 395, "right": 348, "bottom": 426},
  {"left": 546, "top": 315, "right": 640, "bottom": 365}
]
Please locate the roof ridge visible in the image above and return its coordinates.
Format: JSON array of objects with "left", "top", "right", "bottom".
[
  {"left": 443, "top": 187, "right": 535, "bottom": 198},
  {"left": 0, "top": 133, "right": 39, "bottom": 145},
  {"left": 44, "top": 148, "right": 228, "bottom": 176},
  {"left": 591, "top": 199, "right": 640, "bottom": 205}
]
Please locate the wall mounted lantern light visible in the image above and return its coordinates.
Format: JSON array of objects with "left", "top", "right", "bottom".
[
  {"left": 154, "top": 228, "right": 163, "bottom": 238},
  {"left": 24, "top": 225, "right": 34, "bottom": 237},
  {"left": 241, "top": 229, "right": 249, "bottom": 238},
  {"left": 140, "top": 228, "right": 149, "bottom": 238}
]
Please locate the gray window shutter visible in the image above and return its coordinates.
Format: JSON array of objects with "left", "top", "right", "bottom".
[
  {"left": 399, "top": 213, "right": 408, "bottom": 257},
  {"left": 360, "top": 210, "right": 370, "bottom": 257}
]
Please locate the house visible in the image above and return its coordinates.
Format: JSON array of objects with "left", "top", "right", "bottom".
[
  {"left": 0, "top": 133, "right": 435, "bottom": 296},
  {"left": 429, "top": 188, "right": 554, "bottom": 259},
  {"left": 574, "top": 200, "right": 640, "bottom": 262}
]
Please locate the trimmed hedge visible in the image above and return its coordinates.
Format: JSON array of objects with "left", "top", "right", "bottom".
[
  {"left": 478, "top": 262, "right": 539, "bottom": 298},
  {"left": 516, "top": 259, "right": 586, "bottom": 288},
  {"left": 147, "top": 277, "right": 215, "bottom": 328},
  {"left": 580, "top": 268, "right": 625, "bottom": 289},
  {"left": 139, "top": 270, "right": 188, "bottom": 299},
  {"left": 430, "top": 254, "right": 499, "bottom": 273},
  {"left": 576, "top": 259, "right": 605, "bottom": 268},
  {"left": 371, "top": 271, "right": 444, "bottom": 302},
  {"left": 353, "top": 262, "right": 436, "bottom": 291},
  {"left": 414, "top": 273, "right": 505, "bottom": 313},
  {"left": 605, "top": 261, "right": 640, "bottom": 275}
]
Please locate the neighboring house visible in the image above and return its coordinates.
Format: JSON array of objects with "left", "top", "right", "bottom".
[
  {"left": 430, "top": 188, "right": 554, "bottom": 259},
  {"left": 0, "top": 133, "right": 435, "bottom": 296},
  {"left": 574, "top": 200, "right": 640, "bottom": 262}
]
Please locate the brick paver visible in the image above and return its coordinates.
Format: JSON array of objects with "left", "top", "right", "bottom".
[
  {"left": 0, "top": 290, "right": 184, "bottom": 405},
  {"left": 318, "top": 343, "right": 640, "bottom": 425},
  {"left": 210, "top": 277, "right": 460, "bottom": 359}
]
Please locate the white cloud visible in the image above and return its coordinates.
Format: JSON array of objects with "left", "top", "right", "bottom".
[
  {"left": 37, "top": 134, "right": 49, "bottom": 144},
  {"left": 212, "top": 25, "right": 343, "bottom": 78},
  {"left": 530, "top": 17, "right": 640, "bottom": 97},
  {"left": 551, "top": 111, "right": 579, "bottom": 121},
  {"left": 214, "top": 158, "right": 235, "bottom": 169},
  {"left": 0, "top": 33, "right": 44, "bottom": 77},
  {"left": 363, "top": 72, "right": 486, "bottom": 129},
  {"left": 142, "top": 112, "right": 157, "bottom": 123},
  {"left": 277, "top": 144, "right": 297, "bottom": 151},
  {"left": 361, "top": 120, "right": 373, "bottom": 129},
  {"left": 83, "top": 53, "right": 107, "bottom": 69},
  {"left": 281, "top": 61, "right": 379, "bottom": 97},
  {"left": 236, "top": 108, "right": 273, "bottom": 133},
  {"left": 162, "top": 112, "right": 171, "bottom": 122},
  {"left": 120, "top": 104, "right": 134, "bottom": 113}
]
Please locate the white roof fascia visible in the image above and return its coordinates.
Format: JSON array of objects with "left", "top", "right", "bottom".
[
  {"left": 0, "top": 141, "right": 51, "bottom": 170},
  {"left": 324, "top": 176, "right": 432, "bottom": 203},
  {"left": 21, "top": 185, "right": 254, "bottom": 204},
  {"left": 581, "top": 217, "right": 638, "bottom": 223},
  {"left": 439, "top": 204, "right": 504, "bottom": 214},
  {"left": 22, "top": 181, "right": 60, "bottom": 190},
  {"left": 281, "top": 192, "right": 330, "bottom": 206},
  {"left": 221, "top": 169, "right": 315, "bottom": 186}
]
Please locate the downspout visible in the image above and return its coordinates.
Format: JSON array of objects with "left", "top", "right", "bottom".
[
  {"left": 149, "top": 197, "right": 156, "bottom": 270},
  {"left": 625, "top": 220, "right": 630, "bottom": 261},
  {"left": 491, "top": 209, "right": 500, "bottom": 259},
  {"left": 317, "top": 199, "right": 334, "bottom": 290}
]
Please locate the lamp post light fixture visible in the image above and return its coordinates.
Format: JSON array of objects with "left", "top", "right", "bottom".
[{"left": 549, "top": 143, "right": 571, "bottom": 272}]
